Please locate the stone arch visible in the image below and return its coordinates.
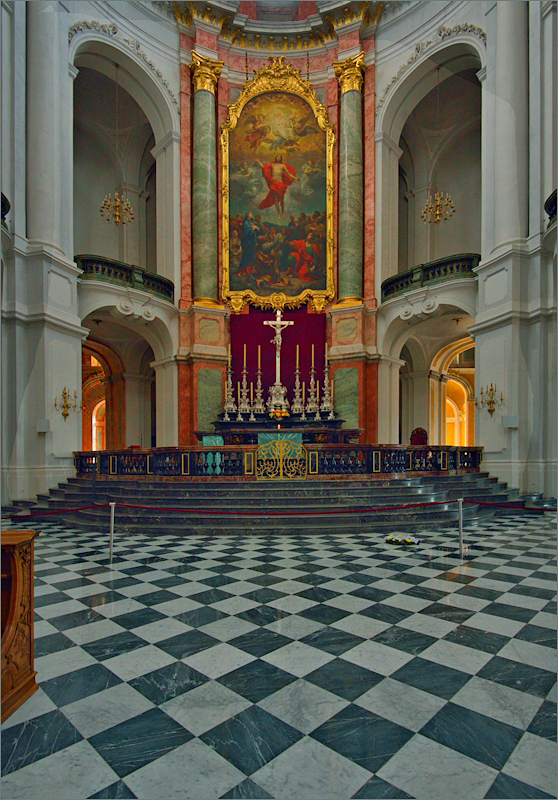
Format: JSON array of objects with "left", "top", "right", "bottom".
[
  {"left": 70, "top": 35, "right": 179, "bottom": 142},
  {"left": 377, "top": 39, "right": 485, "bottom": 143},
  {"left": 375, "top": 39, "right": 484, "bottom": 297},
  {"left": 82, "top": 339, "right": 126, "bottom": 450}
]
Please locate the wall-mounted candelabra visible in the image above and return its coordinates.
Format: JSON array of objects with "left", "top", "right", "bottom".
[
  {"left": 54, "top": 388, "right": 83, "bottom": 421},
  {"left": 475, "top": 384, "right": 503, "bottom": 416}
]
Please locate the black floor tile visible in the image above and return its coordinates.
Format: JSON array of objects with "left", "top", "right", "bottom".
[
  {"left": 420, "top": 701, "right": 523, "bottom": 770},
  {"left": 201, "top": 705, "right": 302, "bottom": 776},
  {"left": 484, "top": 772, "right": 555, "bottom": 799},
  {"left": 477, "top": 656, "right": 557, "bottom": 698},
  {"left": 420, "top": 602, "right": 475, "bottom": 624},
  {"left": 33, "top": 631, "right": 76, "bottom": 658},
  {"left": 527, "top": 700, "right": 557, "bottom": 741},
  {"left": 1, "top": 709, "right": 82, "bottom": 775},
  {"left": 390, "top": 656, "right": 471, "bottom": 700},
  {"left": 311, "top": 703, "right": 414, "bottom": 773},
  {"left": 228, "top": 628, "right": 293, "bottom": 657},
  {"left": 237, "top": 605, "right": 289, "bottom": 627},
  {"left": 299, "top": 627, "right": 366, "bottom": 656},
  {"left": 129, "top": 661, "right": 209, "bottom": 705},
  {"left": 220, "top": 778, "right": 273, "bottom": 798},
  {"left": 305, "top": 658, "right": 384, "bottom": 701},
  {"left": 359, "top": 604, "right": 413, "bottom": 624},
  {"left": 481, "top": 602, "right": 537, "bottom": 623},
  {"left": 40, "top": 663, "right": 123, "bottom": 707},
  {"left": 47, "top": 607, "right": 105, "bottom": 631},
  {"left": 351, "top": 775, "right": 413, "bottom": 798},
  {"left": 89, "top": 780, "right": 138, "bottom": 798},
  {"left": 175, "top": 606, "right": 228, "bottom": 628},
  {"left": 34, "top": 591, "right": 79, "bottom": 609},
  {"left": 515, "top": 624, "right": 557, "bottom": 649},
  {"left": 298, "top": 604, "right": 350, "bottom": 625},
  {"left": 371, "top": 626, "right": 438, "bottom": 655},
  {"left": 443, "top": 625, "right": 510, "bottom": 654},
  {"left": 88, "top": 708, "right": 193, "bottom": 778},
  {"left": 156, "top": 629, "right": 221, "bottom": 659},
  {"left": 110, "top": 608, "right": 167, "bottom": 630},
  {"left": 217, "top": 659, "right": 297, "bottom": 703}
]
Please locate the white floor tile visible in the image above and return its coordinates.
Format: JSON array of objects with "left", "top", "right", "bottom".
[
  {"left": 498, "top": 638, "right": 557, "bottom": 673},
  {"left": 252, "top": 735, "right": 371, "bottom": 800},
  {"left": 265, "top": 614, "right": 325, "bottom": 640},
  {"left": 161, "top": 681, "right": 252, "bottom": 735},
  {"left": 397, "top": 613, "right": 457, "bottom": 638},
  {"left": 61, "top": 683, "right": 154, "bottom": 738},
  {"left": 262, "top": 640, "right": 335, "bottom": 677},
  {"left": 0, "top": 740, "right": 119, "bottom": 800},
  {"left": 183, "top": 642, "right": 256, "bottom": 678},
  {"left": 34, "top": 646, "right": 98, "bottom": 682},
  {"left": 419, "top": 638, "right": 495, "bottom": 675},
  {"left": 502, "top": 732, "right": 557, "bottom": 797},
  {"left": 257, "top": 678, "right": 349, "bottom": 733},
  {"left": 376, "top": 733, "right": 498, "bottom": 800},
  {"left": 1, "top": 687, "right": 57, "bottom": 730},
  {"left": 463, "top": 613, "right": 526, "bottom": 637},
  {"left": 103, "top": 644, "right": 176, "bottom": 681},
  {"left": 451, "top": 675, "right": 543, "bottom": 729},
  {"left": 355, "top": 677, "right": 446, "bottom": 732},
  {"left": 340, "top": 639, "right": 414, "bottom": 676},
  {"left": 124, "top": 737, "right": 245, "bottom": 800},
  {"left": 331, "top": 613, "right": 391, "bottom": 639}
]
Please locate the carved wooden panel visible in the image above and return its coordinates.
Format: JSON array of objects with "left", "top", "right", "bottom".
[{"left": 2, "top": 530, "right": 40, "bottom": 722}]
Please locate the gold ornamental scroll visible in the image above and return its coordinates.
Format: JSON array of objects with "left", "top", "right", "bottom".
[
  {"left": 256, "top": 439, "right": 307, "bottom": 480},
  {"left": 221, "top": 56, "right": 335, "bottom": 313}
]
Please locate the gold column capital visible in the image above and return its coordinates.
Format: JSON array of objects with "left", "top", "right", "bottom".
[
  {"left": 333, "top": 51, "right": 366, "bottom": 94},
  {"left": 190, "top": 51, "right": 223, "bottom": 94}
]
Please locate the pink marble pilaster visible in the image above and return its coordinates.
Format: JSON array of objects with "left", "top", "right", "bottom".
[{"left": 217, "top": 76, "right": 230, "bottom": 300}]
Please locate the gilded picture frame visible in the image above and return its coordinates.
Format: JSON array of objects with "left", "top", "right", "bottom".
[{"left": 221, "top": 56, "right": 335, "bottom": 313}]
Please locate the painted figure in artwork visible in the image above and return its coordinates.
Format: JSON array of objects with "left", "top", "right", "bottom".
[
  {"left": 256, "top": 155, "right": 300, "bottom": 220},
  {"left": 227, "top": 89, "right": 329, "bottom": 299}
]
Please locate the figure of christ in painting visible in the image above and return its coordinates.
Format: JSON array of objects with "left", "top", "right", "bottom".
[{"left": 256, "top": 155, "right": 300, "bottom": 221}]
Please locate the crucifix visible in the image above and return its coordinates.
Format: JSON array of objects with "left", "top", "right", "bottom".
[{"left": 264, "top": 309, "right": 293, "bottom": 411}]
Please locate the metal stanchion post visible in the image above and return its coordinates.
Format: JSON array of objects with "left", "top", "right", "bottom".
[
  {"left": 92, "top": 456, "right": 97, "bottom": 502},
  {"left": 109, "top": 502, "right": 116, "bottom": 561},
  {"left": 458, "top": 497, "right": 464, "bottom": 559}
]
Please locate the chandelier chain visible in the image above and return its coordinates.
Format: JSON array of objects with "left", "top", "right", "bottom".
[{"left": 100, "top": 62, "right": 134, "bottom": 226}]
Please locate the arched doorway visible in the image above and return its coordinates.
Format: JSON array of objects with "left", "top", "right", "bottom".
[{"left": 92, "top": 400, "right": 106, "bottom": 451}]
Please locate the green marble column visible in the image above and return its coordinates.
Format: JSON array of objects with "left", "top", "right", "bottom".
[
  {"left": 334, "top": 53, "right": 365, "bottom": 304},
  {"left": 191, "top": 53, "right": 222, "bottom": 305}
]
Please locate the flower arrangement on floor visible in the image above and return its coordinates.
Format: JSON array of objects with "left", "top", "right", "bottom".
[
  {"left": 385, "top": 534, "right": 420, "bottom": 546},
  {"left": 269, "top": 409, "right": 290, "bottom": 420}
]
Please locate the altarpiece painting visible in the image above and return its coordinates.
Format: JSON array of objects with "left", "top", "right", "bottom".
[{"left": 221, "top": 57, "right": 334, "bottom": 312}]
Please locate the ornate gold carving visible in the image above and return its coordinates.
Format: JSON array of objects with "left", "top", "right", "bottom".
[
  {"left": 221, "top": 56, "right": 335, "bottom": 313},
  {"left": 190, "top": 51, "right": 223, "bottom": 95},
  {"left": 333, "top": 52, "right": 366, "bottom": 94},
  {"left": 256, "top": 439, "right": 307, "bottom": 480}
]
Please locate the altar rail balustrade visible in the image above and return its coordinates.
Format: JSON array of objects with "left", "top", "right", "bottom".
[
  {"left": 381, "top": 253, "right": 480, "bottom": 302},
  {"left": 75, "top": 255, "right": 175, "bottom": 303},
  {"left": 75, "top": 445, "right": 482, "bottom": 479}
]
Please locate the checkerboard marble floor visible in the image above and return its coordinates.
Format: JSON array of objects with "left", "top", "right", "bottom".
[{"left": 2, "top": 514, "right": 556, "bottom": 800}]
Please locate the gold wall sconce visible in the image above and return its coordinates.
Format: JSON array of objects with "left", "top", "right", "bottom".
[
  {"left": 475, "top": 384, "right": 504, "bottom": 416},
  {"left": 54, "top": 388, "right": 83, "bottom": 421}
]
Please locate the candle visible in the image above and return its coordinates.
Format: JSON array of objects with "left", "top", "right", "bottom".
[
  {"left": 237, "top": 382, "right": 241, "bottom": 403},
  {"left": 317, "top": 380, "right": 320, "bottom": 402},
  {"left": 296, "top": 344, "right": 299, "bottom": 369},
  {"left": 243, "top": 344, "right": 246, "bottom": 369},
  {"left": 302, "top": 381, "right": 305, "bottom": 404},
  {"left": 228, "top": 344, "right": 231, "bottom": 367},
  {"left": 325, "top": 342, "right": 328, "bottom": 362},
  {"left": 331, "top": 375, "right": 334, "bottom": 402},
  {"left": 258, "top": 345, "right": 261, "bottom": 370},
  {"left": 311, "top": 344, "right": 314, "bottom": 368},
  {"left": 250, "top": 382, "right": 253, "bottom": 403}
]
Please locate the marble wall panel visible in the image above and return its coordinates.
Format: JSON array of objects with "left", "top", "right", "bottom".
[
  {"left": 197, "top": 368, "right": 223, "bottom": 432},
  {"left": 333, "top": 367, "right": 359, "bottom": 429}
]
